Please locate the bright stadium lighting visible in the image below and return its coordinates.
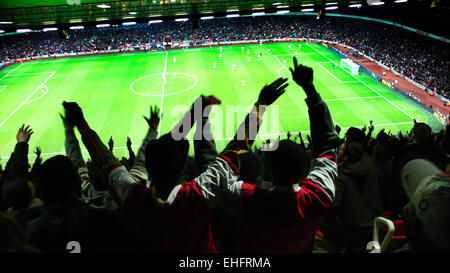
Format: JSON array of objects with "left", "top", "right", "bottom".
[
  {"left": 129, "top": 12, "right": 137, "bottom": 15},
  {"left": 149, "top": 20, "right": 163, "bottom": 24},
  {"left": 252, "top": 7, "right": 264, "bottom": 10},
  {"left": 272, "top": 2, "right": 281, "bottom": 5},
  {"left": 122, "top": 22, "right": 136, "bottom": 25},
  {"left": 43, "top": 27, "right": 58, "bottom": 32},
  {"left": 175, "top": 18, "right": 189, "bottom": 22},
  {"left": 200, "top": 16, "right": 214, "bottom": 20},
  {"left": 301, "top": 4, "right": 314, "bottom": 6},
  {"left": 226, "top": 14, "right": 240, "bottom": 18},
  {"left": 394, "top": 0, "right": 407, "bottom": 2},
  {"left": 252, "top": 12, "right": 265, "bottom": 16},
  {"left": 349, "top": 3, "right": 362, "bottom": 7},
  {"left": 301, "top": 8, "right": 314, "bottom": 11},
  {"left": 0, "top": 30, "right": 5, "bottom": 33},
  {"left": 97, "top": 4, "right": 111, "bottom": 8},
  {"left": 276, "top": 10, "right": 290, "bottom": 14},
  {"left": 326, "top": 2, "right": 338, "bottom": 5},
  {"left": 277, "top": 5, "right": 289, "bottom": 8},
  {"left": 96, "top": 24, "right": 110, "bottom": 28},
  {"left": 227, "top": 9, "right": 239, "bottom": 12},
  {"left": 370, "top": 1, "right": 385, "bottom": 5},
  {"left": 17, "top": 29, "right": 31, "bottom": 33},
  {"left": 0, "top": 21, "right": 13, "bottom": 24},
  {"left": 325, "top": 6, "right": 338, "bottom": 10},
  {"left": 70, "top": 25, "right": 84, "bottom": 29}
]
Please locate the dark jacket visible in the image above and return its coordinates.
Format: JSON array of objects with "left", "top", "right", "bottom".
[
  {"left": 24, "top": 201, "right": 135, "bottom": 253},
  {"left": 333, "top": 157, "right": 383, "bottom": 230}
]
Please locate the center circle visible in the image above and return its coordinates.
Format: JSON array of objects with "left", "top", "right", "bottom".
[{"left": 130, "top": 72, "right": 198, "bottom": 97}]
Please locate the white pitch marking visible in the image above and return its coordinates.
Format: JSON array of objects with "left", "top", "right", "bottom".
[
  {"left": 324, "top": 96, "right": 382, "bottom": 102},
  {"left": 306, "top": 43, "right": 415, "bottom": 120},
  {"left": 0, "top": 63, "right": 24, "bottom": 81},
  {"left": 7, "top": 72, "right": 55, "bottom": 76},
  {"left": 0, "top": 86, "right": 7, "bottom": 93},
  {"left": 317, "top": 62, "right": 344, "bottom": 83},
  {"left": 0, "top": 71, "right": 56, "bottom": 128},
  {"left": 273, "top": 53, "right": 320, "bottom": 57}
]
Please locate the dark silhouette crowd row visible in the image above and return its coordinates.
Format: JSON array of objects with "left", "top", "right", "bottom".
[
  {"left": 0, "top": 16, "right": 448, "bottom": 99},
  {"left": 0, "top": 57, "right": 449, "bottom": 253}
]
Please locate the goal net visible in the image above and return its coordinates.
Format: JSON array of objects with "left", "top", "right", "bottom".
[{"left": 340, "top": 58, "right": 360, "bottom": 76}]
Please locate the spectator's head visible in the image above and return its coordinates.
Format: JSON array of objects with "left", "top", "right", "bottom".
[
  {"left": 401, "top": 159, "right": 450, "bottom": 252},
  {"left": 339, "top": 141, "right": 364, "bottom": 164},
  {"left": 371, "top": 144, "right": 389, "bottom": 165},
  {"left": 145, "top": 133, "right": 189, "bottom": 197},
  {"left": 238, "top": 151, "right": 263, "bottom": 184},
  {"left": 410, "top": 122, "right": 432, "bottom": 144},
  {"left": 376, "top": 130, "right": 389, "bottom": 145},
  {"left": 345, "top": 127, "right": 366, "bottom": 144},
  {"left": 1, "top": 178, "right": 32, "bottom": 211},
  {"left": 36, "top": 155, "right": 81, "bottom": 205},
  {"left": 269, "top": 140, "right": 306, "bottom": 185}
]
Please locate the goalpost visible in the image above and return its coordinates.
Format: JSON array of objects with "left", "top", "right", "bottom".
[{"left": 340, "top": 58, "right": 360, "bottom": 76}]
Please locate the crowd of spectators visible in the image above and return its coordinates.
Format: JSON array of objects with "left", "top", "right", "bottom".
[
  {"left": 0, "top": 57, "right": 449, "bottom": 253},
  {"left": 0, "top": 16, "right": 448, "bottom": 98}
]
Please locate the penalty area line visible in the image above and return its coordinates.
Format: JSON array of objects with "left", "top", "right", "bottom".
[
  {"left": 0, "top": 63, "right": 24, "bottom": 81},
  {"left": 306, "top": 43, "right": 415, "bottom": 120},
  {"left": 0, "top": 71, "right": 56, "bottom": 129}
]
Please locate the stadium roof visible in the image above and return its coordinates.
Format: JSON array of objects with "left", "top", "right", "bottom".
[
  {"left": 0, "top": 0, "right": 396, "bottom": 27},
  {"left": 0, "top": 0, "right": 449, "bottom": 39}
]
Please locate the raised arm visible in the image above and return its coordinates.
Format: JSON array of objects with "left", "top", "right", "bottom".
[
  {"left": 290, "top": 56, "right": 340, "bottom": 200},
  {"left": 194, "top": 96, "right": 221, "bottom": 173},
  {"left": 61, "top": 101, "right": 123, "bottom": 196},
  {"left": 223, "top": 77, "right": 288, "bottom": 157},
  {"left": 129, "top": 105, "right": 160, "bottom": 185},
  {"left": 195, "top": 78, "right": 288, "bottom": 209},
  {"left": 1, "top": 125, "right": 33, "bottom": 183}
]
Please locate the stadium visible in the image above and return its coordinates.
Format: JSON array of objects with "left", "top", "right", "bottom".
[{"left": 0, "top": 0, "right": 449, "bottom": 258}]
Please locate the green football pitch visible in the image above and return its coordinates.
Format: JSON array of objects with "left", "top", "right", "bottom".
[{"left": 0, "top": 42, "right": 443, "bottom": 161}]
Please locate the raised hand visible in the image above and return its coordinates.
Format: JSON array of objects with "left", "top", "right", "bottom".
[
  {"left": 257, "top": 77, "right": 288, "bottom": 106},
  {"left": 203, "top": 95, "right": 221, "bottom": 107},
  {"left": 126, "top": 136, "right": 132, "bottom": 150},
  {"left": 35, "top": 146, "right": 41, "bottom": 158},
  {"left": 59, "top": 113, "right": 74, "bottom": 131},
  {"left": 144, "top": 105, "right": 161, "bottom": 130},
  {"left": 16, "top": 124, "right": 33, "bottom": 143},
  {"left": 108, "top": 137, "right": 114, "bottom": 152},
  {"left": 289, "top": 56, "right": 314, "bottom": 94},
  {"left": 335, "top": 124, "right": 342, "bottom": 135},
  {"left": 62, "top": 101, "right": 86, "bottom": 126}
]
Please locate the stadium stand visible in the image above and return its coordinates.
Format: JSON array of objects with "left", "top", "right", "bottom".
[
  {"left": 0, "top": 16, "right": 448, "bottom": 99},
  {"left": 0, "top": 8, "right": 449, "bottom": 256}
]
